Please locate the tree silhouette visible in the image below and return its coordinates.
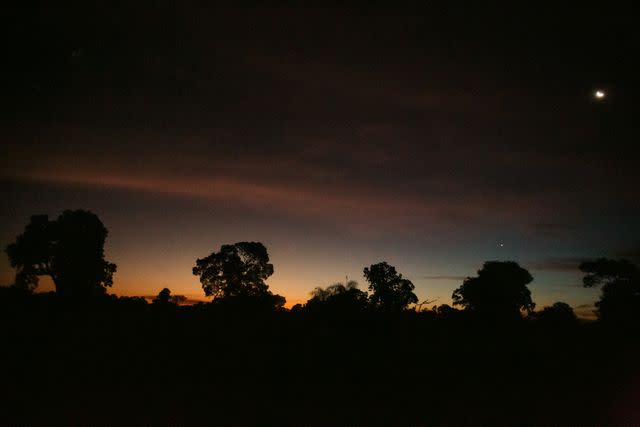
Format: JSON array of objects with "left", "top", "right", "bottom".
[
  {"left": 5, "top": 210, "right": 117, "bottom": 299},
  {"left": 193, "top": 241, "right": 285, "bottom": 308},
  {"left": 171, "top": 294, "right": 187, "bottom": 305},
  {"left": 305, "top": 280, "right": 369, "bottom": 313},
  {"left": 579, "top": 258, "right": 640, "bottom": 323},
  {"left": 363, "top": 262, "right": 418, "bottom": 311},
  {"left": 152, "top": 288, "right": 187, "bottom": 306},
  {"left": 452, "top": 261, "right": 534, "bottom": 319},
  {"left": 154, "top": 287, "right": 172, "bottom": 304},
  {"left": 535, "top": 302, "right": 577, "bottom": 325},
  {"left": 432, "top": 304, "right": 461, "bottom": 318}
]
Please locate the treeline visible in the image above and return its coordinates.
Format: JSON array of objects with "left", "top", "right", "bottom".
[
  {"left": 2, "top": 210, "right": 640, "bottom": 424},
  {"left": 3, "top": 210, "right": 640, "bottom": 326}
]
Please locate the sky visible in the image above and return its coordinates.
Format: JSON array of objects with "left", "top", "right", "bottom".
[{"left": 1, "top": 4, "right": 638, "bottom": 314}]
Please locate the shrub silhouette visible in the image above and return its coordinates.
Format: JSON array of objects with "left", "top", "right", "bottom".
[
  {"left": 363, "top": 262, "right": 418, "bottom": 311},
  {"left": 5, "top": 210, "right": 117, "bottom": 300},
  {"left": 305, "top": 280, "right": 369, "bottom": 314},
  {"left": 580, "top": 258, "right": 640, "bottom": 324},
  {"left": 452, "top": 261, "right": 534, "bottom": 319}
]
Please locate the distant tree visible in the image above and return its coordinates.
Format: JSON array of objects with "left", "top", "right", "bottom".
[
  {"left": 5, "top": 210, "right": 117, "bottom": 299},
  {"left": 535, "top": 302, "right": 577, "bottom": 325},
  {"left": 171, "top": 294, "right": 187, "bottom": 305},
  {"left": 153, "top": 287, "right": 187, "bottom": 306},
  {"left": 452, "top": 261, "right": 535, "bottom": 319},
  {"left": 154, "top": 287, "right": 172, "bottom": 304},
  {"left": 579, "top": 258, "right": 640, "bottom": 323},
  {"left": 193, "top": 242, "right": 285, "bottom": 308},
  {"left": 433, "top": 304, "right": 461, "bottom": 318},
  {"left": 305, "top": 280, "right": 369, "bottom": 313},
  {"left": 363, "top": 262, "right": 418, "bottom": 311}
]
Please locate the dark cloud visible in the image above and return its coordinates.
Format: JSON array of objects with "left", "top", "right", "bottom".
[
  {"left": 617, "top": 245, "right": 640, "bottom": 262},
  {"left": 422, "top": 276, "right": 467, "bottom": 281},
  {"left": 530, "top": 257, "right": 589, "bottom": 273},
  {"left": 528, "top": 223, "right": 574, "bottom": 238},
  {"left": 533, "top": 248, "right": 640, "bottom": 275}
]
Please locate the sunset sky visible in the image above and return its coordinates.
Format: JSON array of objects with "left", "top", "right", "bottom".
[{"left": 2, "top": 4, "right": 638, "bottom": 313}]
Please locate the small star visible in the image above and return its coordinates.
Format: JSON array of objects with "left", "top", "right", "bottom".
[
  {"left": 594, "top": 90, "right": 606, "bottom": 99},
  {"left": 499, "top": 243, "right": 504, "bottom": 247}
]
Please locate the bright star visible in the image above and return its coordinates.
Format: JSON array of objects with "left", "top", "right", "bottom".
[{"left": 594, "top": 90, "right": 605, "bottom": 99}]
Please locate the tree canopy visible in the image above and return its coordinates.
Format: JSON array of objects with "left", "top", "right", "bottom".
[
  {"left": 579, "top": 258, "right": 640, "bottom": 323},
  {"left": 5, "top": 210, "right": 117, "bottom": 299},
  {"left": 452, "top": 261, "right": 534, "bottom": 319},
  {"left": 193, "top": 241, "right": 285, "bottom": 308},
  {"left": 535, "top": 302, "right": 577, "bottom": 325},
  {"left": 363, "top": 262, "right": 418, "bottom": 311}
]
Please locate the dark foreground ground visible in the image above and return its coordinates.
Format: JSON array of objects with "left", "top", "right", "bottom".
[{"left": 1, "top": 301, "right": 639, "bottom": 426}]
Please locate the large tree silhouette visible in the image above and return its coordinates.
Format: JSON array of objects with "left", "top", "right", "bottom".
[
  {"left": 363, "top": 262, "right": 418, "bottom": 311},
  {"left": 5, "top": 210, "right": 117, "bottom": 299},
  {"left": 193, "top": 241, "right": 285, "bottom": 308},
  {"left": 452, "top": 261, "right": 534, "bottom": 319},
  {"left": 580, "top": 258, "right": 640, "bottom": 323}
]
